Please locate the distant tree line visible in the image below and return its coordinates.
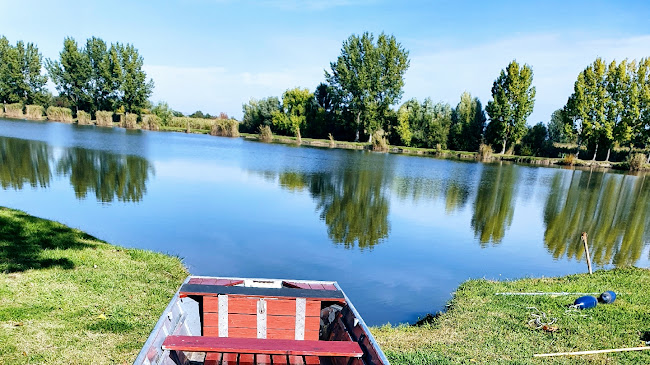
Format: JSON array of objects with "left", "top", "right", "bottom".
[
  {"left": 242, "top": 32, "right": 650, "bottom": 163},
  {"left": 2, "top": 33, "right": 650, "bottom": 163}
]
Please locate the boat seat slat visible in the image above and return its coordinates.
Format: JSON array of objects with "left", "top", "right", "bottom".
[
  {"left": 162, "top": 335, "right": 363, "bottom": 357},
  {"left": 180, "top": 284, "right": 345, "bottom": 300}
]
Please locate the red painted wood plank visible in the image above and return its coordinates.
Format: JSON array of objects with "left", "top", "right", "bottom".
[
  {"left": 267, "top": 299, "right": 296, "bottom": 316},
  {"left": 221, "top": 353, "right": 238, "bottom": 365},
  {"left": 203, "top": 296, "right": 219, "bottom": 312},
  {"left": 204, "top": 352, "right": 221, "bottom": 365},
  {"left": 204, "top": 312, "right": 218, "bottom": 327},
  {"left": 228, "top": 327, "right": 258, "bottom": 338},
  {"left": 267, "top": 315, "right": 296, "bottom": 330},
  {"left": 228, "top": 314, "right": 257, "bottom": 329},
  {"left": 289, "top": 355, "right": 305, "bottom": 364},
  {"left": 304, "top": 355, "right": 321, "bottom": 364},
  {"left": 201, "top": 278, "right": 219, "bottom": 285},
  {"left": 304, "top": 330, "right": 319, "bottom": 341},
  {"left": 306, "top": 301, "right": 321, "bottom": 317},
  {"left": 203, "top": 326, "right": 219, "bottom": 337},
  {"left": 256, "top": 354, "right": 272, "bottom": 364},
  {"left": 283, "top": 281, "right": 311, "bottom": 289},
  {"left": 321, "top": 284, "right": 336, "bottom": 291},
  {"left": 188, "top": 277, "right": 203, "bottom": 284},
  {"left": 305, "top": 318, "right": 320, "bottom": 332},
  {"left": 309, "top": 283, "right": 325, "bottom": 290},
  {"left": 272, "top": 354, "right": 289, "bottom": 364},
  {"left": 239, "top": 353, "right": 255, "bottom": 365},
  {"left": 216, "top": 279, "right": 244, "bottom": 286},
  {"left": 162, "top": 336, "right": 363, "bottom": 357},
  {"left": 267, "top": 329, "right": 296, "bottom": 340},
  {"left": 228, "top": 296, "right": 258, "bottom": 314}
]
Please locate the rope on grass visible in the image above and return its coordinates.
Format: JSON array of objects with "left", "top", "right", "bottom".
[
  {"left": 526, "top": 307, "right": 557, "bottom": 329},
  {"left": 564, "top": 305, "right": 590, "bottom": 318}
]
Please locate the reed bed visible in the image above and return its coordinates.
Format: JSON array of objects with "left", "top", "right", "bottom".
[
  {"left": 76, "top": 110, "right": 92, "bottom": 125},
  {"left": 169, "top": 116, "right": 216, "bottom": 131},
  {"left": 25, "top": 105, "right": 45, "bottom": 120},
  {"left": 95, "top": 111, "right": 114, "bottom": 127},
  {"left": 124, "top": 114, "right": 138, "bottom": 129},
  {"left": 210, "top": 119, "right": 240, "bottom": 137},
  {"left": 141, "top": 114, "right": 160, "bottom": 131},
  {"left": 258, "top": 125, "right": 273, "bottom": 142},
  {"left": 4, "top": 103, "right": 24, "bottom": 118},
  {"left": 46, "top": 106, "right": 73, "bottom": 123}
]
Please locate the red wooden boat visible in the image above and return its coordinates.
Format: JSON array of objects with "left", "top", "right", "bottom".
[{"left": 134, "top": 276, "right": 390, "bottom": 365}]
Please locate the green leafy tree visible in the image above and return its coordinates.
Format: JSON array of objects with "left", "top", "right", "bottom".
[
  {"left": 397, "top": 98, "right": 452, "bottom": 149},
  {"left": 564, "top": 58, "right": 609, "bottom": 160},
  {"left": 117, "top": 43, "right": 153, "bottom": 113},
  {"left": 241, "top": 97, "right": 281, "bottom": 133},
  {"left": 448, "top": 92, "right": 486, "bottom": 151},
  {"left": 547, "top": 108, "right": 573, "bottom": 144},
  {"left": 485, "top": 60, "right": 536, "bottom": 154},
  {"left": 326, "top": 32, "right": 410, "bottom": 142},
  {"left": 272, "top": 87, "right": 313, "bottom": 140},
  {"left": 519, "top": 122, "right": 548, "bottom": 156},
  {"left": 46, "top": 37, "right": 91, "bottom": 113},
  {"left": 152, "top": 101, "right": 173, "bottom": 126},
  {"left": 0, "top": 37, "right": 47, "bottom": 104}
]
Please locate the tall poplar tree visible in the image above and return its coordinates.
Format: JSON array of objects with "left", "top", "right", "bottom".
[
  {"left": 448, "top": 92, "right": 486, "bottom": 152},
  {"left": 0, "top": 36, "right": 47, "bottom": 104},
  {"left": 485, "top": 60, "right": 536, "bottom": 154},
  {"left": 45, "top": 37, "right": 91, "bottom": 112},
  {"left": 326, "top": 32, "right": 410, "bottom": 142}
]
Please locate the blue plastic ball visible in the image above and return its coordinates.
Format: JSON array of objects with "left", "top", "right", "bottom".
[
  {"left": 574, "top": 295, "right": 598, "bottom": 309},
  {"left": 598, "top": 291, "right": 616, "bottom": 304}
]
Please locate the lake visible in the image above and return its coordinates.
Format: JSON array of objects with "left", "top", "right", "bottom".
[{"left": 1, "top": 117, "right": 649, "bottom": 325}]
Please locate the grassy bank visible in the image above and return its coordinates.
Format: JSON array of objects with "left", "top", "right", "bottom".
[
  {"left": 372, "top": 268, "right": 650, "bottom": 364},
  {"left": 0, "top": 207, "right": 187, "bottom": 364}
]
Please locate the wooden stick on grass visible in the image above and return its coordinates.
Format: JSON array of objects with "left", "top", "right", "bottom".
[
  {"left": 534, "top": 346, "right": 650, "bottom": 357},
  {"left": 581, "top": 232, "right": 593, "bottom": 274}
]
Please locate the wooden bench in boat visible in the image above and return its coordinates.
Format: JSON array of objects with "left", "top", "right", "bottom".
[{"left": 162, "top": 336, "right": 363, "bottom": 357}]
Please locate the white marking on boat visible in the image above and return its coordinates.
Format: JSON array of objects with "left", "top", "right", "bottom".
[
  {"left": 218, "top": 294, "right": 228, "bottom": 337},
  {"left": 295, "top": 298, "right": 306, "bottom": 340},
  {"left": 257, "top": 298, "right": 267, "bottom": 339}
]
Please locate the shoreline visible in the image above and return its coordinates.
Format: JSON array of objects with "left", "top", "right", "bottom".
[
  {"left": 1, "top": 207, "right": 649, "bottom": 364},
  {"left": 1, "top": 115, "right": 641, "bottom": 172}
]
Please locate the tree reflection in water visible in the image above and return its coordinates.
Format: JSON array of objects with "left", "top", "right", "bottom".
[
  {"left": 0, "top": 137, "right": 51, "bottom": 189},
  {"left": 0, "top": 136, "right": 152, "bottom": 203},
  {"left": 471, "top": 164, "right": 518, "bottom": 246},
  {"left": 544, "top": 170, "right": 650, "bottom": 267}
]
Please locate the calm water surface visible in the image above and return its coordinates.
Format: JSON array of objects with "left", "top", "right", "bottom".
[{"left": 1, "top": 118, "right": 649, "bottom": 325}]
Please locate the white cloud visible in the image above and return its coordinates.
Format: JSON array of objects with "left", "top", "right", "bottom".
[{"left": 404, "top": 34, "right": 650, "bottom": 124}]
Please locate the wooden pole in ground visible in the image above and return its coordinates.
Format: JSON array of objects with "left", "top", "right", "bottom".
[
  {"left": 581, "top": 232, "right": 593, "bottom": 274},
  {"left": 534, "top": 346, "right": 650, "bottom": 357}
]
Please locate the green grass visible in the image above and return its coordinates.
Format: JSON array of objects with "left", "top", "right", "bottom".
[
  {"left": 372, "top": 268, "right": 650, "bottom": 364},
  {"left": 0, "top": 207, "right": 187, "bottom": 364}
]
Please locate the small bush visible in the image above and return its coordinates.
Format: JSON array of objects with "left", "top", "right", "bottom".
[
  {"left": 96, "top": 111, "right": 114, "bottom": 127},
  {"left": 77, "top": 110, "right": 92, "bottom": 125},
  {"left": 46, "top": 106, "right": 73, "bottom": 123},
  {"left": 4, "top": 103, "right": 24, "bottom": 118},
  {"left": 562, "top": 153, "right": 576, "bottom": 166},
  {"left": 210, "top": 119, "right": 240, "bottom": 137},
  {"left": 627, "top": 153, "right": 647, "bottom": 171},
  {"left": 141, "top": 114, "right": 160, "bottom": 131},
  {"left": 258, "top": 125, "right": 273, "bottom": 143},
  {"left": 371, "top": 129, "right": 389, "bottom": 152},
  {"left": 25, "top": 105, "right": 44, "bottom": 120},
  {"left": 328, "top": 133, "right": 335, "bottom": 148},
  {"left": 124, "top": 114, "right": 138, "bottom": 129},
  {"left": 478, "top": 144, "right": 493, "bottom": 161}
]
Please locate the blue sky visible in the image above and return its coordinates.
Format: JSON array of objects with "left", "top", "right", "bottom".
[{"left": 3, "top": 0, "right": 650, "bottom": 122}]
